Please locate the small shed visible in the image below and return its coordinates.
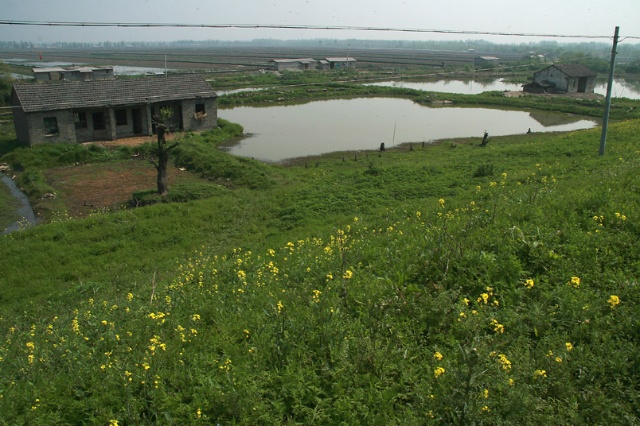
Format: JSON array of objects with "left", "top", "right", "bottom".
[
  {"left": 474, "top": 56, "right": 500, "bottom": 68},
  {"left": 531, "top": 64, "right": 596, "bottom": 94},
  {"left": 324, "top": 57, "right": 357, "bottom": 70},
  {"left": 269, "top": 58, "right": 318, "bottom": 71}
]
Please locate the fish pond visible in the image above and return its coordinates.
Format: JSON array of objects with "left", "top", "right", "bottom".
[{"left": 219, "top": 97, "right": 598, "bottom": 162}]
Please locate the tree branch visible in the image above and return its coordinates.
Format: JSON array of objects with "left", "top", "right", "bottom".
[{"left": 167, "top": 141, "right": 181, "bottom": 151}]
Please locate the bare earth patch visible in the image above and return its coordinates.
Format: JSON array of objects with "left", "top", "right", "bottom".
[{"left": 46, "top": 134, "right": 189, "bottom": 217}]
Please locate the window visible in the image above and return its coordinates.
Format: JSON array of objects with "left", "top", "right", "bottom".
[
  {"left": 115, "top": 109, "right": 127, "bottom": 126},
  {"left": 74, "top": 112, "right": 87, "bottom": 129},
  {"left": 43, "top": 117, "right": 59, "bottom": 135},
  {"left": 92, "top": 112, "right": 106, "bottom": 130},
  {"left": 194, "top": 103, "right": 207, "bottom": 121}
]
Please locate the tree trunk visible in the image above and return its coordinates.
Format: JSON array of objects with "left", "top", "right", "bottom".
[{"left": 156, "top": 124, "right": 169, "bottom": 196}]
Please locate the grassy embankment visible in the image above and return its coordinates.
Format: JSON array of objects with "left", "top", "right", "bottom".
[{"left": 0, "top": 90, "right": 639, "bottom": 423}]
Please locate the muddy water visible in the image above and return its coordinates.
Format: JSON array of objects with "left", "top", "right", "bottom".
[
  {"left": 1, "top": 175, "right": 37, "bottom": 235},
  {"left": 219, "top": 97, "right": 598, "bottom": 162}
]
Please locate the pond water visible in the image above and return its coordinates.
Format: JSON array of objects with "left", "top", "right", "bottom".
[
  {"left": 1, "top": 175, "right": 37, "bottom": 235},
  {"left": 364, "top": 78, "right": 640, "bottom": 100},
  {"left": 219, "top": 97, "right": 598, "bottom": 162},
  {"left": 364, "top": 79, "right": 524, "bottom": 94}
]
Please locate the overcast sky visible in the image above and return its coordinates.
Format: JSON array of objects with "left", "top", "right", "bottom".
[{"left": 1, "top": 0, "right": 638, "bottom": 45}]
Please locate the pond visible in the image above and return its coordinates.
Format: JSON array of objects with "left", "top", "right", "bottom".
[
  {"left": 219, "top": 97, "right": 598, "bottom": 162},
  {"left": 364, "top": 78, "right": 640, "bottom": 100},
  {"left": 1, "top": 175, "right": 37, "bottom": 235}
]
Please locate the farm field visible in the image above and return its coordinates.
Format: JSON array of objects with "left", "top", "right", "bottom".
[{"left": 1, "top": 44, "right": 522, "bottom": 73}]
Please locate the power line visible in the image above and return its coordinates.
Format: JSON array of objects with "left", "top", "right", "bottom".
[{"left": 1, "top": 20, "right": 638, "bottom": 41}]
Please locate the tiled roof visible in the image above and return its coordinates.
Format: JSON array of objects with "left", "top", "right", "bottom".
[
  {"left": 13, "top": 74, "right": 217, "bottom": 113},
  {"left": 270, "top": 58, "right": 316, "bottom": 63},
  {"left": 552, "top": 64, "right": 597, "bottom": 77}
]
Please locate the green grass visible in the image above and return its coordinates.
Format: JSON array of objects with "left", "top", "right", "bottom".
[{"left": 1, "top": 100, "right": 640, "bottom": 423}]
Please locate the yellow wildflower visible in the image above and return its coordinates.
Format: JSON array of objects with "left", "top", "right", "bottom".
[
  {"left": 570, "top": 276, "right": 581, "bottom": 288},
  {"left": 343, "top": 270, "right": 353, "bottom": 279},
  {"left": 434, "top": 351, "right": 443, "bottom": 361},
  {"left": 533, "top": 369, "right": 547, "bottom": 378},
  {"left": 524, "top": 278, "right": 535, "bottom": 289},
  {"left": 608, "top": 295, "right": 621, "bottom": 308},
  {"left": 566, "top": 342, "right": 573, "bottom": 352},
  {"left": 434, "top": 367, "right": 445, "bottom": 378}
]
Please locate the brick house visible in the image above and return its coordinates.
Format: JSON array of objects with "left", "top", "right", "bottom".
[
  {"left": 11, "top": 74, "right": 218, "bottom": 146},
  {"left": 529, "top": 64, "right": 596, "bottom": 94}
]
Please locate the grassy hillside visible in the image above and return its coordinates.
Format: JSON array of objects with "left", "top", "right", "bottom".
[{"left": 0, "top": 112, "right": 639, "bottom": 423}]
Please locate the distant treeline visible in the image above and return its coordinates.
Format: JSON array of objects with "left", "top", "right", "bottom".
[{"left": 1, "top": 38, "right": 639, "bottom": 59}]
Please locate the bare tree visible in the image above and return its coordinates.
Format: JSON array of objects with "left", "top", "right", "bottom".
[{"left": 149, "top": 108, "right": 180, "bottom": 196}]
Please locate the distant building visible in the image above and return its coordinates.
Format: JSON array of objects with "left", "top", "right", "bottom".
[
  {"left": 526, "top": 64, "right": 597, "bottom": 94},
  {"left": 269, "top": 58, "right": 318, "bottom": 71},
  {"left": 11, "top": 74, "right": 217, "bottom": 146},
  {"left": 33, "top": 66, "right": 115, "bottom": 82},
  {"left": 474, "top": 56, "right": 500, "bottom": 68},
  {"left": 324, "top": 57, "right": 357, "bottom": 70}
]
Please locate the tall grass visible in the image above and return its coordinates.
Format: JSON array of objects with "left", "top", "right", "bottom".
[{"left": 0, "top": 117, "right": 639, "bottom": 423}]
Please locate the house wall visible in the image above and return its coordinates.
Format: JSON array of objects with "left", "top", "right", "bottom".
[
  {"left": 330, "top": 61, "right": 355, "bottom": 70},
  {"left": 11, "top": 106, "right": 31, "bottom": 146},
  {"left": 180, "top": 97, "right": 218, "bottom": 132},
  {"left": 274, "top": 62, "right": 304, "bottom": 71},
  {"left": 534, "top": 66, "right": 569, "bottom": 91},
  {"left": 534, "top": 66, "right": 596, "bottom": 93},
  {"left": 24, "top": 110, "right": 77, "bottom": 145}
]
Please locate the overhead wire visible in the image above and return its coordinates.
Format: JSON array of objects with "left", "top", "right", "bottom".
[{"left": 0, "top": 20, "right": 638, "bottom": 41}]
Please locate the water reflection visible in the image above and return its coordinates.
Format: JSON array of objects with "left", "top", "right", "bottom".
[
  {"left": 364, "top": 78, "right": 640, "bottom": 100},
  {"left": 364, "top": 79, "right": 523, "bottom": 94},
  {"left": 220, "top": 98, "right": 597, "bottom": 162}
]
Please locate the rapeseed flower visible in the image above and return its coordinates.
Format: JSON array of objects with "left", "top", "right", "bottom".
[
  {"left": 570, "top": 276, "right": 581, "bottom": 288},
  {"left": 608, "top": 295, "right": 621, "bottom": 308},
  {"left": 533, "top": 369, "right": 547, "bottom": 379}
]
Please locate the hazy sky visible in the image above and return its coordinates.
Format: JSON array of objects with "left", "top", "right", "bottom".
[{"left": 1, "top": 0, "right": 638, "bottom": 44}]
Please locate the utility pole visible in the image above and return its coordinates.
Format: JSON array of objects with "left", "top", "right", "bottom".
[{"left": 599, "top": 26, "right": 619, "bottom": 156}]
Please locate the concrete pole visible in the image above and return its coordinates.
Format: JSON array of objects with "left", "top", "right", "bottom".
[{"left": 599, "top": 26, "right": 619, "bottom": 156}]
